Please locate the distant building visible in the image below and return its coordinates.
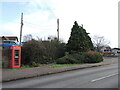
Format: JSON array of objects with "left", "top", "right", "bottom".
[
  {"left": 100, "top": 46, "right": 116, "bottom": 56},
  {"left": 100, "top": 46, "right": 111, "bottom": 52},
  {"left": 0, "top": 36, "right": 18, "bottom": 42},
  {"left": 112, "top": 48, "right": 120, "bottom": 56}
]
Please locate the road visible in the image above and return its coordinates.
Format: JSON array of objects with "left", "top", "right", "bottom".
[{"left": 2, "top": 63, "right": 118, "bottom": 88}]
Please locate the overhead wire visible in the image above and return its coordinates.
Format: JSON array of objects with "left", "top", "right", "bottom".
[{"left": 24, "top": 21, "right": 56, "bottom": 30}]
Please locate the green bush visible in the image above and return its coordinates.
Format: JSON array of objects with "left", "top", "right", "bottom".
[
  {"left": 56, "top": 52, "right": 103, "bottom": 64},
  {"left": 84, "top": 53, "right": 103, "bottom": 63},
  {"left": 22, "top": 38, "right": 65, "bottom": 65},
  {"left": 56, "top": 53, "right": 84, "bottom": 64}
]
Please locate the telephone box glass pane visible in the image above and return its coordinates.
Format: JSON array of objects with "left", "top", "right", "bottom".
[{"left": 14, "top": 50, "right": 19, "bottom": 66}]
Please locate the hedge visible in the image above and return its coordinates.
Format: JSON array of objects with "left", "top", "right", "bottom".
[
  {"left": 22, "top": 39, "right": 65, "bottom": 65},
  {"left": 56, "top": 52, "right": 103, "bottom": 64}
]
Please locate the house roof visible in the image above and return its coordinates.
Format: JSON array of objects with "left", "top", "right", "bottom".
[
  {"left": 112, "top": 48, "right": 120, "bottom": 50},
  {"left": 0, "top": 36, "right": 18, "bottom": 41}
]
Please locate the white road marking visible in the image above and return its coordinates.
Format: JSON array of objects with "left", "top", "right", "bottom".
[{"left": 91, "top": 73, "right": 118, "bottom": 82}]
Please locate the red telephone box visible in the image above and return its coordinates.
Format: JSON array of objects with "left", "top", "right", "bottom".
[{"left": 10, "top": 45, "right": 21, "bottom": 68}]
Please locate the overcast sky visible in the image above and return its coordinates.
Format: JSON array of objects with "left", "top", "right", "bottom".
[{"left": 0, "top": 0, "right": 119, "bottom": 48}]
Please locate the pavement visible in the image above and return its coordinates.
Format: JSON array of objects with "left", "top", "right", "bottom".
[{"left": 2, "top": 57, "right": 118, "bottom": 82}]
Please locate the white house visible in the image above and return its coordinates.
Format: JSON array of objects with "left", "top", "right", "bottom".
[{"left": 112, "top": 48, "right": 120, "bottom": 56}]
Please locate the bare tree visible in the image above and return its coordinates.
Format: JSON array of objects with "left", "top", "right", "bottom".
[
  {"left": 23, "top": 34, "right": 33, "bottom": 42},
  {"left": 92, "top": 35, "right": 110, "bottom": 52},
  {"left": 36, "top": 36, "right": 42, "bottom": 41}
]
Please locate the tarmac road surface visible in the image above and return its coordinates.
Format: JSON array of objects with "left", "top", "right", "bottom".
[{"left": 2, "top": 63, "right": 118, "bottom": 88}]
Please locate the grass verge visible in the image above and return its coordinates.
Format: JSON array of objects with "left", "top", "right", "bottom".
[
  {"left": 16, "top": 64, "right": 80, "bottom": 69},
  {"left": 46, "top": 64, "right": 79, "bottom": 68}
]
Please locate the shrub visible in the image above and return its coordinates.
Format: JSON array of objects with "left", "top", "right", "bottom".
[
  {"left": 31, "top": 62, "right": 40, "bottom": 67},
  {"left": 56, "top": 58, "right": 70, "bottom": 64},
  {"left": 84, "top": 51, "right": 103, "bottom": 63},
  {"left": 56, "top": 53, "right": 84, "bottom": 64},
  {"left": 56, "top": 52, "right": 103, "bottom": 64},
  {"left": 22, "top": 38, "right": 65, "bottom": 65}
]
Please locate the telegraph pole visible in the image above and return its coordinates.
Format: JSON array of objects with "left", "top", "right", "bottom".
[
  {"left": 57, "top": 18, "right": 59, "bottom": 41},
  {"left": 20, "top": 13, "right": 23, "bottom": 46}
]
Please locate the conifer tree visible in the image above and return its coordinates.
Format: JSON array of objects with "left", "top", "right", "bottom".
[{"left": 66, "top": 21, "right": 93, "bottom": 53}]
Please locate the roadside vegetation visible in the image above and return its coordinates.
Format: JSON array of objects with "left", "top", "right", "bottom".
[
  {"left": 20, "top": 64, "right": 80, "bottom": 68},
  {"left": 22, "top": 37, "right": 65, "bottom": 65},
  {"left": 56, "top": 52, "right": 103, "bottom": 64},
  {"left": 21, "top": 21, "right": 103, "bottom": 67}
]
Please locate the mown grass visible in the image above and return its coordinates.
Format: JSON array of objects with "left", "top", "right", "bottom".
[
  {"left": 19, "top": 64, "right": 80, "bottom": 69},
  {"left": 3, "top": 64, "right": 80, "bottom": 69},
  {"left": 47, "top": 64, "right": 79, "bottom": 68}
]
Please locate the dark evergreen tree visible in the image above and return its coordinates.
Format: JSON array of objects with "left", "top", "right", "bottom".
[{"left": 66, "top": 21, "right": 93, "bottom": 53}]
